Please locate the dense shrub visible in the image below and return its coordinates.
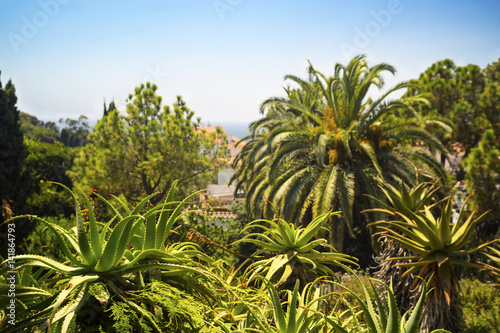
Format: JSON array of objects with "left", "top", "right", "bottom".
[{"left": 460, "top": 278, "right": 500, "bottom": 333}]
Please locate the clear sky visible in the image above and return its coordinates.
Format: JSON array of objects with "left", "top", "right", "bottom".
[{"left": 1, "top": 0, "right": 499, "bottom": 125}]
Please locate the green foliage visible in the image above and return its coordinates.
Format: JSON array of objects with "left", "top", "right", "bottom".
[
  {"left": 102, "top": 99, "right": 117, "bottom": 118},
  {"left": 369, "top": 183, "right": 499, "bottom": 332},
  {"left": 23, "top": 138, "right": 74, "bottom": 217},
  {"left": 181, "top": 211, "right": 246, "bottom": 265},
  {"left": 0, "top": 182, "right": 218, "bottom": 332},
  {"left": 459, "top": 278, "right": 500, "bottom": 333},
  {"left": 232, "top": 55, "right": 446, "bottom": 263},
  {"left": 19, "top": 112, "right": 59, "bottom": 143},
  {"left": 137, "top": 281, "right": 208, "bottom": 332},
  {"left": 405, "top": 59, "right": 500, "bottom": 181},
  {"left": 75, "top": 281, "right": 212, "bottom": 332},
  {"left": 107, "top": 301, "right": 151, "bottom": 333},
  {"left": 0, "top": 73, "right": 26, "bottom": 215},
  {"left": 0, "top": 73, "right": 29, "bottom": 261},
  {"left": 19, "top": 112, "right": 91, "bottom": 148},
  {"left": 70, "top": 82, "right": 226, "bottom": 204},
  {"left": 235, "top": 212, "right": 358, "bottom": 289},
  {"left": 463, "top": 129, "right": 500, "bottom": 239},
  {"left": 478, "top": 82, "right": 500, "bottom": 134},
  {"left": 58, "top": 115, "right": 91, "bottom": 147},
  {"left": 484, "top": 57, "right": 500, "bottom": 84}
]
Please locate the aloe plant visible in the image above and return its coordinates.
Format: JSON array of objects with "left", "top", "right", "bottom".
[
  {"left": 235, "top": 278, "right": 331, "bottom": 333},
  {"left": 233, "top": 212, "right": 358, "bottom": 289},
  {"left": 482, "top": 245, "right": 500, "bottom": 278},
  {"left": 368, "top": 185, "right": 499, "bottom": 332},
  {"left": 206, "top": 261, "right": 265, "bottom": 332},
  {"left": 369, "top": 182, "right": 442, "bottom": 312},
  {"left": 0, "top": 265, "right": 53, "bottom": 332},
  {"left": 225, "top": 275, "right": 448, "bottom": 333},
  {"left": 324, "top": 276, "right": 450, "bottom": 333},
  {"left": 0, "top": 182, "right": 218, "bottom": 332}
]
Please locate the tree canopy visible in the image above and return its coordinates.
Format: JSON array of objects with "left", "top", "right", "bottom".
[
  {"left": 405, "top": 59, "right": 500, "bottom": 180},
  {"left": 70, "top": 82, "right": 227, "bottom": 204},
  {"left": 19, "top": 112, "right": 59, "bottom": 143},
  {"left": 231, "top": 56, "right": 446, "bottom": 258}
]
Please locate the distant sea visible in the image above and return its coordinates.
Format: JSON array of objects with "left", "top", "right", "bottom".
[
  {"left": 41, "top": 118, "right": 251, "bottom": 141},
  {"left": 201, "top": 121, "right": 250, "bottom": 140}
]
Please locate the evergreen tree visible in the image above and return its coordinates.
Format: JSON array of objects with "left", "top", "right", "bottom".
[
  {"left": 0, "top": 72, "right": 26, "bottom": 216},
  {"left": 70, "top": 82, "right": 227, "bottom": 204},
  {"left": 484, "top": 57, "right": 500, "bottom": 84},
  {"left": 0, "top": 72, "right": 30, "bottom": 259},
  {"left": 462, "top": 129, "right": 500, "bottom": 239},
  {"left": 103, "top": 99, "right": 117, "bottom": 118}
]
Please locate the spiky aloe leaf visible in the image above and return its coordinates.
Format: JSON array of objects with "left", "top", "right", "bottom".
[
  {"left": 78, "top": 189, "right": 102, "bottom": 261},
  {"left": 56, "top": 183, "right": 96, "bottom": 267},
  {"left": 403, "top": 277, "right": 429, "bottom": 333},
  {"left": 143, "top": 213, "right": 157, "bottom": 251},
  {"left": 295, "top": 238, "right": 327, "bottom": 253},
  {"left": 95, "top": 215, "right": 141, "bottom": 272},
  {"left": 263, "top": 278, "right": 287, "bottom": 332},
  {"left": 285, "top": 280, "right": 300, "bottom": 333},
  {"left": 5, "top": 255, "right": 85, "bottom": 276},
  {"left": 295, "top": 212, "right": 335, "bottom": 248},
  {"left": 36, "top": 275, "right": 98, "bottom": 332},
  {"left": 336, "top": 281, "right": 381, "bottom": 333},
  {"left": 156, "top": 189, "right": 202, "bottom": 249},
  {"left": 385, "top": 280, "right": 401, "bottom": 332},
  {"left": 5, "top": 215, "right": 84, "bottom": 268},
  {"left": 0, "top": 285, "right": 51, "bottom": 308}
]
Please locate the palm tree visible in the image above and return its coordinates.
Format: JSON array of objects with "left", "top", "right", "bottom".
[{"left": 232, "top": 55, "right": 447, "bottom": 260}]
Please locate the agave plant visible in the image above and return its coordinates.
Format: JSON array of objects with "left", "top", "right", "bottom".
[
  {"left": 368, "top": 185, "right": 499, "bottom": 332},
  {"left": 232, "top": 212, "right": 358, "bottom": 289},
  {"left": 0, "top": 182, "right": 219, "bottom": 332}
]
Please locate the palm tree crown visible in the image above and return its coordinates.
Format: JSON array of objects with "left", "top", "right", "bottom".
[{"left": 232, "top": 55, "right": 447, "bottom": 256}]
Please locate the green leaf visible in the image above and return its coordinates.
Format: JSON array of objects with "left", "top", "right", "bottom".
[
  {"left": 95, "top": 215, "right": 141, "bottom": 272},
  {"left": 78, "top": 189, "right": 102, "bottom": 260},
  {"left": 404, "top": 277, "right": 428, "bottom": 333}
]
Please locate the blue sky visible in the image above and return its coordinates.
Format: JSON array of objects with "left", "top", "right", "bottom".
[{"left": 1, "top": 0, "right": 499, "bottom": 125}]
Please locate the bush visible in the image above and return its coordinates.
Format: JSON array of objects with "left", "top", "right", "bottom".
[{"left": 460, "top": 278, "right": 500, "bottom": 333}]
